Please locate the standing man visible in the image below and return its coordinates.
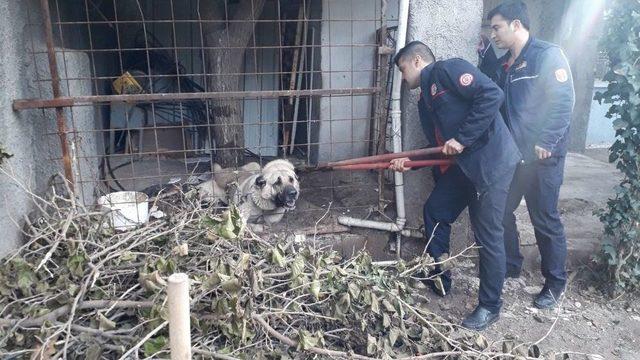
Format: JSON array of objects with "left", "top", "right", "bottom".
[
  {"left": 391, "top": 41, "right": 521, "bottom": 330},
  {"left": 488, "top": 1, "right": 575, "bottom": 309}
]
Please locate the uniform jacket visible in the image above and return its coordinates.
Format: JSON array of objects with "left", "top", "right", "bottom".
[
  {"left": 418, "top": 58, "right": 521, "bottom": 192},
  {"left": 493, "top": 37, "right": 575, "bottom": 162}
]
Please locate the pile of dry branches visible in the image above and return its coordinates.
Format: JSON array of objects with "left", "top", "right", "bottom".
[{"left": 0, "top": 186, "right": 549, "bottom": 359}]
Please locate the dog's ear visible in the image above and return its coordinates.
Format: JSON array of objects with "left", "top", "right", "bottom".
[{"left": 255, "top": 175, "right": 267, "bottom": 188}]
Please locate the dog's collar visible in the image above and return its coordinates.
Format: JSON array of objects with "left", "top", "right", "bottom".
[{"left": 249, "top": 185, "right": 278, "bottom": 211}]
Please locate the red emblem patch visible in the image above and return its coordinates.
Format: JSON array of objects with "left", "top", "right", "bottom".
[
  {"left": 555, "top": 69, "right": 568, "bottom": 83},
  {"left": 459, "top": 73, "right": 474, "bottom": 87},
  {"left": 430, "top": 84, "right": 437, "bottom": 96}
]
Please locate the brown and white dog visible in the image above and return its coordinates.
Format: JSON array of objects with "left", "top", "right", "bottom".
[{"left": 198, "top": 159, "right": 300, "bottom": 225}]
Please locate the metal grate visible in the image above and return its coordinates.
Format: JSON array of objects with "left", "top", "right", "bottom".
[{"left": 16, "top": 0, "right": 399, "bottom": 235}]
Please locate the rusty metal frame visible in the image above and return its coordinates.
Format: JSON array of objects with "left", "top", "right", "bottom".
[
  {"left": 19, "top": 0, "right": 394, "bottom": 223},
  {"left": 13, "top": 88, "right": 379, "bottom": 110},
  {"left": 39, "top": 0, "right": 75, "bottom": 189}
]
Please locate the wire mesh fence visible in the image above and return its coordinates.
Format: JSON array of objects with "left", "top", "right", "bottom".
[{"left": 17, "top": 0, "right": 400, "bottom": 237}]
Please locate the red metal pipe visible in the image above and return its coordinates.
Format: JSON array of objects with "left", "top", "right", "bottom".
[
  {"left": 332, "top": 159, "right": 454, "bottom": 171},
  {"left": 325, "top": 146, "right": 445, "bottom": 167}
]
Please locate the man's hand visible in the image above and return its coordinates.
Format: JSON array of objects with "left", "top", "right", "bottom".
[
  {"left": 389, "top": 157, "right": 411, "bottom": 172},
  {"left": 442, "top": 139, "right": 465, "bottom": 155},
  {"left": 535, "top": 145, "right": 552, "bottom": 160},
  {"left": 477, "top": 34, "right": 490, "bottom": 56}
]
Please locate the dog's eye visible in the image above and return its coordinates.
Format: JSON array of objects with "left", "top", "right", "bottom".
[
  {"left": 289, "top": 176, "right": 294, "bottom": 183},
  {"left": 275, "top": 177, "right": 282, "bottom": 185}
]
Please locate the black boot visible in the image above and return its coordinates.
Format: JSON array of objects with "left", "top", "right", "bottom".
[
  {"left": 424, "top": 269, "right": 451, "bottom": 297},
  {"left": 461, "top": 305, "right": 500, "bottom": 331},
  {"left": 505, "top": 266, "right": 521, "bottom": 279},
  {"left": 534, "top": 286, "right": 564, "bottom": 309}
]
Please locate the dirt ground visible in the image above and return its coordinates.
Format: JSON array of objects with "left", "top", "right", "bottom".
[
  {"left": 287, "top": 150, "right": 639, "bottom": 359},
  {"left": 419, "top": 260, "right": 640, "bottom": 359},
  {"left": 405, "top": 151, "right": 638, "bottom": 359}
]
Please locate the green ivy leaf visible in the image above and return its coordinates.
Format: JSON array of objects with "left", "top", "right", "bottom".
[
  {"left": 290, "top": 255, "right": 305, "bottom": 279},
  {"left": 613, "top": 118, "right": 629, "bottom": 129},
  {"left": 388, "top": 327, "right": 400, "bottom": 346},
  {"left": 309, "top": 279, "right": 321, "bottom": 300},
  {"left": 370, "top": 292, "right": 380, "bottom": 315},
  {"left": 97, "top": 313, "right": 117, "bottom": 331},
  {"left": 348, "top": 282, "right": 361, "bottom": 300},
  {"left": 143, "top": 335, "right": 167, "bottom": 357},
  {"left": 67, "top": 253, "right": 87, "bottom": 277},
  {"left": 221, "top": 277, "right": 242, "bottom": 294},
  {"left": 596, "top": 1, "right": 640, "bottom": 291},
  {"left": 297, "top": 330, "right": 318, "bottom": 351},
  {"left": 366, "top": 334, "right": 378, "bottom": 355},
  {"left": 271, "top": 248, "right": 286, "bottom": 267},
  {"left": 12, "top": 258, "right": 37, "bottom": 296}
]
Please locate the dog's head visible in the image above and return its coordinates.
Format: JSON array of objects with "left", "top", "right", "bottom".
[{"left": 253, "top": 159, "right": 300, "bottom": 209}]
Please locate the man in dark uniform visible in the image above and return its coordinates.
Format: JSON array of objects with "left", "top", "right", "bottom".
[
  {"left": 390, "top": 41, "right": 521, "bottom": 330},
  {"left": 488, "top": 1, "right": 575, "bottom": 309},
  {"left": 389, "top": 38, "right": 503, "bottom": 299}
]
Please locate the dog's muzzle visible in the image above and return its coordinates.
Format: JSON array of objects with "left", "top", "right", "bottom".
[{"left": 276, "top": 185, "right": 299, "bottom": 209}]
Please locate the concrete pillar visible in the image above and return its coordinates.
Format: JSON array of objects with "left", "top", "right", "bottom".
[
  {"left": 401, "top": 0, "right": 482, "bottom": 240},
  {"left": 0, "top": 0, "right": 100, "bottom": 257}
]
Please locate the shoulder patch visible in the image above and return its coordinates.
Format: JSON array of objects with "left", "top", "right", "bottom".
[
  {"left": 555, "top": 68, "right": 568, "bottom": 83},
  {"left": 459, "top": 73, "right": 474, "bottom": 87},
  {"left": 430, "top": 83, "right": 437, "bottom": 96}
]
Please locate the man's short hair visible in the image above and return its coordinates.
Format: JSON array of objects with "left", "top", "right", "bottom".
[
  {"left": 394, "top": 41, "right": 435, "bottom": 66},
  {"left": 487, "top": 1, "right": 530, "bottom": 31}
]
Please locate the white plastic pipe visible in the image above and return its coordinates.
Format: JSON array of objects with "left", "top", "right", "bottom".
[
  {"left": 391, "top": 0, "right": 410, "bottom": 231},
  {"left": 289, "top": 5, "right": 309, "bottom": 155},
  {"left": 339, "top": 215, "right": 399, "bottom": 231},
  {"left": 168, "top": 273, "right": 191, "bottom": 360},
  {"left": 337, "top": 216, "right": 422, "bottom": 238}
]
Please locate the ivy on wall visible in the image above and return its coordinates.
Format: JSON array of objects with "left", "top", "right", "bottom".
[{"left": 594, "top": 0, "right": 640, "bottom": 292}]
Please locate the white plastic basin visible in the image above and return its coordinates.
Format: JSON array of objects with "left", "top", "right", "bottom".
[{"left": 98, "top": 191, "right": 149, "bottom": 230}]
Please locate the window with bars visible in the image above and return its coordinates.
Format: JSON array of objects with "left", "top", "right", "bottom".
[{"left": 15, "top": 0, "right": 402, "bottom": 238}]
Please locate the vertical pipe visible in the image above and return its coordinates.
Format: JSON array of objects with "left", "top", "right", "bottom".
[
  {"left": 39, "top": 0, "right": 74, "bottom": 190},
  {"left": 307, "top": 27, "right": 315, "bottom": 165},
  {"left": 391, "top": 0, "right": 410, "bottom": 257},
  {"left": 377, "top": 0, "right": 389, "bottom": 213},
  {"left": 168, "top": 273, "right": 191, "bottom": 360},
  {"left": 289, "top": 2, "right": 309, "bottom": 155},
  {"left": 335, "top": 0, "right": 411, "bottom": 256}
]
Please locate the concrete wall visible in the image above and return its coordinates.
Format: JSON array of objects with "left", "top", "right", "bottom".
[
  {"left": 0, "top": 1, "right": 64, "bottom": 257},
  {"left": 402, "top": 0, "right": 483, "bottom": 227},
  {"left": 0, "top": 0, "right": 39, "bottom": 257},
  {"left": 0, "top": 1, "right": 100, "bottom": 258}
]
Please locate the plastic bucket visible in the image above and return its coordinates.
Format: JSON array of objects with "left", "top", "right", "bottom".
[{"left": 98, "top": 191, "right": 149, "bottom": 230}]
